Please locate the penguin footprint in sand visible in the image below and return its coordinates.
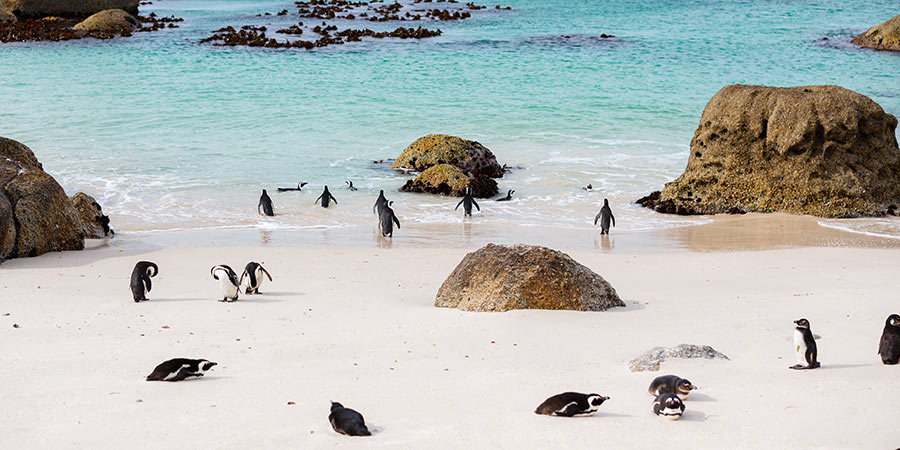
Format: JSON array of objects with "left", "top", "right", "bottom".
[
  {"left": 534, "top": 392, "right": 610, "bottom": 417},
  {"left": 329, "top": 402, "right": 371, "bottom": 436}
]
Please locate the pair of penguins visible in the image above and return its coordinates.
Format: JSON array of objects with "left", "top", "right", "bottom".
[
  {"left": 534, "top": 375, "right": 695, "bottom": 421},
  {"left": 373, "top": 190, "right": 400, "bottom": 237},
  {"left": 791, "top": 315, "right": 900, "bottom": 369},
  {"left": 130, "top": 260, "right": 272, "bottom": 303},
  {"left": 257, "top": 184, "right": 342, "bottom": 216}
]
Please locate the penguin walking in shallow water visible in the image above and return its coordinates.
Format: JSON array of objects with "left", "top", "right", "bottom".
[
  {"left": 130, "top": 261, "right": 158, "bottom": 302},
  {"left": 210, "top": 265, "right": 240, "bottom": 302},
  {"left": 455, "top": 187, "right": 480, "bottom": 217},
  {"left": 329, "top": 402, "right": 371, "bottom": 436},
  {"left": 240, "top": 262, "right": 272, "bottom": 295},
  {"left": 277, "top": 181, "right": 308, "bottom": 192},
  {"left": 534, "top": 392, "right": 610, "bottom": 417},
  {"left": 346, "top": 180, "right": 358, "bottom": 191},
  {"left": 316, "top": 186, "right": 338, "bottom": 208},
  {"left": 790, "top": 318, "right": 820, "bottom": 369},
  {"left": 146, "top": 358, "right": 217, "bottom": 381},
  {"left": 379, "top": 201, "right": 401, "bottom": 238},
  {"left": 648, "top": 375, "right": 696, "bottom": 400},
  {"left": 373, "top": 190, "right": 388, "bottom": 215},
  {"left": 496, "top": 189, "right": 514, "bottom": 201},
  {"left": 583, "top": 184, "right": 593, "bottom": 191},
  {"left": 258, "top": 189, "right": 274, "bottom": 216},
  {"left": 652, "top": 392, "right": 684, "bottom": 420},
  {"left": 878, "top": 314, "right": 900, "bottom": 365},
  {"left": 594, "top": 198, "right": 615, "bottom": 234}
]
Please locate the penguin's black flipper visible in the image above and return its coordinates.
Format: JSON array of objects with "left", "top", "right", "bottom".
[
  {"left": 315, "top": 193, "right": 324, "bottom": 205},
  {"left": 455, "top": 198, "right": 464, "bottom": 210},
  {"left": 472, "top": 198, "right": 480, "bottom": 211},
  {"left": 143, "top": 274, "right": 152, "bottom": 293},
  {"left": 260, "top": 266, "right": 273, "bottom": 282},
  {"left": 594, "top": 211, "right": 602, "bottom": 225},
  {"left": 611, "top": 212, "right": 616, "bottom": 227},
  {"left": 393, "top": 214, "right": 401, "bottom": 229},
  {"left": 330, "top": 194, "right": 338, "bottom": 204}
]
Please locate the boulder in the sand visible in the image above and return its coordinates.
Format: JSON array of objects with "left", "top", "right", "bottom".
[
  {"left": 628, "top": 344, "right": 729, "bottom": 372},
  {"left": 435, "top": 243, "right": 624, "bottom": 312},
  {"left": 638, "top": 84, "right": 900, "bottom": 218},
  {"left": 73, "top": 9, "right": 137, "bottom": 32},
  {"left": 0, "top": 0, "right": 138, "bottom": 18},
  {"left": 71, "top": 192, "right": 112, "bottom": 238},
  {"left": 851, "top": 14, "right": 900, "bottom": 52},
  {"left": 393, "top": 134, "right": 504, "bottom": 197},
  {"left": 0, "top": 8, "right": 15, "bottom": 22}
]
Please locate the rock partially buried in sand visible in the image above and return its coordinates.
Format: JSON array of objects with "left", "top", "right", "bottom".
[
  {"left": 851, "top": 14, "right": 900, "bottom": 52},
  {"left": 0, "top": 0, "right": 138, "bottom": 18},
  {"left": 435, "top": 243, "right": 624, "bottom": 312},
  {"left": 628, "top": 344, "right": 729, "bottom": 372},
  {"left": 73, "top": 9, "right": 137, "bottom": 32},
  {"left": 638, "top": 85, "right": 900, "bottom": 218},
  {"left": 394, "top": 134, "right": 503, "bottom": 197}
]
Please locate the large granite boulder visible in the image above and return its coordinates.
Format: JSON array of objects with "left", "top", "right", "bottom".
[
  {"left": 435, "top": 243, "right": 624, "bottom": 312},
  {"left": 73, "top": 8, "right": 136, "bottom": 32},
  {"left": 851, "top": 14, "right": 900, "bottom": 52},
  {"left": 71, "top": 192, "right": 112, "bottom": 238},
  {"left": 0, "top": 0, "right": 138, "bottom": 18},
  {"left": 0, "top": 8, "right": 15, "bottom": 22},
  {"left": 395, "top": 134, "right": 503, "bottom": 197},
  {"left": 0, "top": 136, "right": 111, "bottom": 261},
  {"left": 638, "top": 85, "right": 900, "bottom": 218}
]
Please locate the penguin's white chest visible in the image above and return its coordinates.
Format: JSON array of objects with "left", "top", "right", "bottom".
[
  {"left": 253, "top": 267, "right": 265, "bottom": 289},
  {"left": 218, "top": 275, "right": 238, "bottom": 298},
  {"left": 794, "top": 329, "right": 808, "bottom": 363}
]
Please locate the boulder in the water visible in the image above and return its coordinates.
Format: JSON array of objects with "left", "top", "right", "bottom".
[
  {"left": 851, "top": 14, "right": 900, "bottom": 52},
  {"left": 393, "top": 134, "right": 503, "bottom": 197},
  {"left": 73, "top": 9, "right": 137, "bottom": 32},
  {"left": 0, "top": 0, "right": 139, "bottom": 19}
]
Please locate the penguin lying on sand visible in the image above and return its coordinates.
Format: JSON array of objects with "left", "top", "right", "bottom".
[
  {"left": 329, "top": 402, "right": 371, "bottom": 436},
  {"left": 146, "top": 358, "right": 217, "bottom": 381},
  {"left": 648, "top": 375, "right": 696, "bottom": 400},
  {"left": 652, "top": 392, "right": 684, "bottom": 420},
  {"left": 534, "top": 392, "right": 610, "bottom": 417}
]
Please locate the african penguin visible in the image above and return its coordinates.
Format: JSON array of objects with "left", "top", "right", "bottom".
[
  {"left": 329, "top": 402, "right": 371, "bottom": 436},
  {"left": 534, "top": 392, "right": 610, "bottom": 417},
  {"left": 240, "top": 262, "right": 273, "bottom": 295},
  {"left": 146, "top": 358, "right": 217, "bottom": 382},
  {"left": 210, "top": 265, "right": 240, "bottom": 302},
  {"left": 346, "top": 180, "right": 358, "bottom": 191},
  {"left": 652, "top": 392, "right": 684, "bottom": 420},
  {"left": 496, "top": 189, "right": 514, "bottom": 201},
  {"left": 790, "top": 318, "right": 820, "bottom": 369},
  {"left": 878, "top": 314, "right": 900, "bottom": 365},
  {"left": 378, "top": 202, "right": 401, "bottom": 238},
  {"left": 455, "top": 187, "right": 480, "bottom": 217},
  {"left": 648, "top": 375, "right": 696, "bottom": 400},
  {"left": 258, "top": 189, "right": 274, "bottom": 216},
  {"left": 316, "top": 186, "right": 338, "bottom": 208},
  {"left": 129, "top": 261, "right": 158, "bottom": 302},
  {"left": 583, "top": 184, "right": 593, "bottom": 191},
  {"left": 373, "top": 190, "right": 388, "bottom": 215},
  {"left": 594, "top": 198, "right": 615, "bottom": 235},
  {"left": 277, "top": 181, "right": 308, "bottom": 192}
]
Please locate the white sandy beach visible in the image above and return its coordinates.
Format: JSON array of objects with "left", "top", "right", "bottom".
[{"left": 1, "top": 224, "right": 899, "bottom": 449}]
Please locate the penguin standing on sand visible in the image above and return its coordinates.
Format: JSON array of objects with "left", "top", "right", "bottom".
[
  {"left": 652, "top": 393, "right": 685, "bottom": 420},
  {"left": 379, "top": 201, "right": 401, "bottom": 238},
  {"left": 878, "top": 314, "right": 900, "bottom": 365},
  {"left": 258, "top": 189, "right": 274, "bottom": 216},
  {"left": 373, "top": 190, "right": 388, "bottom": 215},
  {"left": 146, "top": 358, "right": 217, "bottom": 382},
  {"left": 594, "top": 199, "right": 615, "bottom": 235},
  {"left": 790, "top": 318, "right": 820, "bottom": 369},
  {"left": 455, "top": 187, "right": 480, "bottom": 217},
  {"left": 316, "top": 186, "right": 338, "bottom": 208},
  {"left": 496, "top": 189, "right": 514, "bottom": 201},
  {"left": 534, "top": 392, "right": 610, "bottom": 417},
  {"left": 648, "top": 375, "right": 696, "bottom": 400},
  {"left": 329, "top": 402, "right": 371, "bottom": 436},
  {"left": 346, "top": 180, "right": 358, "bottom": 191},
  {"left": 130, "top": 261, "right": 158, "bottom": 302},
  {"left": 240, "top": 262, "right": 273, "bottom": 295},
  {"left": 210, "top": 265, "right": 240, "bottom": 302}
]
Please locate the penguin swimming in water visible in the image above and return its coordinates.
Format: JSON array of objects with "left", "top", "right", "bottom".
[
  {"left": 534, "top": 392, "right": 610, "bottom": 417},
  {"left": 240, "top": 262, "right": 273, "bottom": 295},
  {"left": 277, "top": 181, "right": 308, "bottom": 192},
  {"left": 648, "top": 375, "right": 696, "bottom": 400},
  {"left": 329, "top": 402, "right": 371, "bottom": 437},
  {"left": 594, "top": 198, "right": 615, "bottom": 235},
  {"left": 496, "top": 189, "right": 514, "bottom": 201},
  {"left": 258, "top": 189, "right": 274, "bottom": 216},
  {"left": 146, "top": 358, "right": 217, "bottom": 382},
  {"left": 129, "top": 261, "right": 158, "bottom": 302},
  {"left": 652, "top": 392, "right": 684, "bottom": 420},
  {"left": 455, "top": 187, "right": 480, "bottom": 217},
  {"left": 790, "top": 318, "right": 820, "bottom": 369},
  {"left": 315, "top": 186, "right": 338, "bottom": 208},
  {"left": 379, "top": 201, "right": 401, "bottom": 238},
  {"left": 373, "top": 190, "right": 388, "bottom": 215},
  {"left": 210, "top": 265, "right": 240, "bottom": 302},
  {"left": 346, "top": 180, "right": 358, "bottom": 191},
  {"left": 878, "top": 314, "right": 900, "bottom": 365},
  {"left": 583, "top": 184, "right": 593, "bottom": 191}
]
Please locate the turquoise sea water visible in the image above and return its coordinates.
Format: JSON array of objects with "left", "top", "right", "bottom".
[{"left": 1, "top": 0, "right": 898, "bottom": 237}]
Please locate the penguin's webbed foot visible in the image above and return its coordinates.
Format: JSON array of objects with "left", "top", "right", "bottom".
[{"left": 789, "top": 364, "right": 808, "bottom": 370}]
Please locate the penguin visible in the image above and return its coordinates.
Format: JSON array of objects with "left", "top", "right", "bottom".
[
  {"left": 146, "top": 358, "right": 217, "bottom": 382},
  {"left": 534, "top": 392, "right": 610, "bottom": 417},
  {"left": 582, "top": 184, "right": 593, "bottom": 191},
  {"left": 210, "top": 265, "right": 240, "bottom": 302},
  {"left": 258, "top": 189, "right": 274, "bottom": 216},
  {"left": 346, "top": 180, "right": 358, "bottom": 191},
  {"left": 315, "top": 186, "right": 338, "bottom": 208},
  {"left": 496, "top": 189, "right": 514, "bottom": 201},
  {"left": 373, "top": 190, "right": 388, "bottom": 216},
  {"left": 652, "top": 392, "right": 684, "bottom": 420},
  {"left": 455, "top": 187, "right": 480, "bottom": 217},
  {"left": 129, "top": 261, "right": 158, "bottom": 302},
  {"left": 878, "top": 314, "right": 900, "bottom": 365},
  {"left": 790, "top": 318, "right": 820, "bottom": 369},
  {"left": 329, "top": 402, "right": 371, "bottom": 436},
  {"left": 593, "top": 198, "right": 615, "bottom": 235},
  {"left": 240, "top": 262, "right": 273, "bottom": 295},
  {"left": 277, "top": 181, "right": 308, "bottom": 192},
  {"left": 648, "top": 375, "right": 696, "bottom": 400},
  {"left": 379, "top": 201, "right": 401, "bottom": 237}
]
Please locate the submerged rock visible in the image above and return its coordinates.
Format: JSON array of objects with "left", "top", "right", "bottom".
[
  {"left": 73, "top": 9, "right": 137, "bottom": 32},
  {"left": 435, "top": 243, "right": 624, "bottom": 312},
  {"left": 628, "top": 344, "right": 729, "bottom": 372},
  {"left": 394, "top": 134, "right": 503, "bottom": 197},
  {"left": 638, "top": 84, "right": 900, "bottom": 218},
  {"left": 851, "top": 14, "right": 900, "bottom": 52},
  {"left": 0, "top": 0, "right": 138, "bottom": 18}
]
